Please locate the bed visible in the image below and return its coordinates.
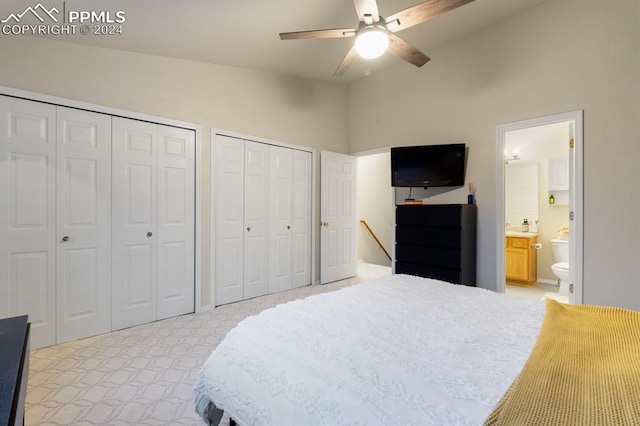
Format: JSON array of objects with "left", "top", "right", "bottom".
[{"left": 194, "top": 274, "right": 640, "bottom": 425}]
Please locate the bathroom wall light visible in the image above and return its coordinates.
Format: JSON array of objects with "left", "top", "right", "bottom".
[
  {"left": 355, "top": 26, "right": 389, "bottom": 59},
  {"left": 504, "top": 154, "right": 520, "bottom": 164}
]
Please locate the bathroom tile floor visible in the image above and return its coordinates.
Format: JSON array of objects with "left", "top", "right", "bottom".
[{"left": 505, "top": 281, "right": 567, "bottom": 303}]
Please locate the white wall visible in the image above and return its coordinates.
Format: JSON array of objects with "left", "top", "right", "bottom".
[
  {"left": 1, "top": 0, "right": 638, "bottom": 310},
  {"left": 356, "top": 152, "right": 393, "bottom": 266},
  {"left": 349, "top": 0, "right": 640, "bottom": 309},
  {"left": 0, "top": 36, "right": 350, "bottom": 307}
]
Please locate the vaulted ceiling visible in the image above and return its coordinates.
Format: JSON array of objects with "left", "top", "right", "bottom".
[{"left": 2, "top": 0, "right": 550, "bottom": 82}]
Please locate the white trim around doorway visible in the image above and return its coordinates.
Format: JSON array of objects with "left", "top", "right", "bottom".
[{"left": 496, "top": 110, "right": 583, "bottom": 304}]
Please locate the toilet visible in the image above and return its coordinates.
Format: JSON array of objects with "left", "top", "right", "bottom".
[{"left": 550, "top": 238, "right": 570, "bottom": 296}]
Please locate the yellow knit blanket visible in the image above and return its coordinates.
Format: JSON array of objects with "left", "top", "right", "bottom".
[{"left": 485, "top": 299, "right": 640, "bottom": 425}]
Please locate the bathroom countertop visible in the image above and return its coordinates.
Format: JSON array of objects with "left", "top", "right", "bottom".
[{"left": 505, "top": 231, "right": 538, "bottom": 238}]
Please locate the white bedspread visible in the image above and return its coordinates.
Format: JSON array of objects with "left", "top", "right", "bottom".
[{"left": 194, "top": 275, "right": 545, "bottom": 425}]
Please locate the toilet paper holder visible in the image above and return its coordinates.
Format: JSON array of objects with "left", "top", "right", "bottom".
[{"left": 531, "top": 242, "right": 542, "bottom": 250}]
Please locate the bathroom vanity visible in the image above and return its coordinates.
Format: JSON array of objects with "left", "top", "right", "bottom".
[{"left": 505, "top": 232, "right": 538, "bottom": 285}]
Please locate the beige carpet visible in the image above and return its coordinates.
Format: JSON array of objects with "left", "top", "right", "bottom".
[{"left": 25, "top": 271, "right": 389, "bottom": 426}]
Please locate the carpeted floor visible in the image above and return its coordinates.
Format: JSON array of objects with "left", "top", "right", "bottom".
[{"left": 26, "top": 263, "right": 391, "bottom": 425}]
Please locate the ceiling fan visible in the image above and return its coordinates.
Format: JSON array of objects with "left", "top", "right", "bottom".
[{"left": 279, "top": 0, "right": 475, "bottom": 76}]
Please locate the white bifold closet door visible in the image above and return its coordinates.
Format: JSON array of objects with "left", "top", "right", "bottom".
[
  {"left": 269, "top": 147, "right": 313, "bottom": 292},
  {"left": 111, "top": 117, "right": 195, "bottom": 330},
  {"left": 291, "top": 149, "right": 312, "bottom": 288},
  {"left": 243, "top": 141, "right": 270, "bottom": 299},
  {"left": 0, "top": 97, "right": 57, "bottom": 348},
  {"left": 214, "top": 136, "right": 311, "bottom": 306},
  {"left": 56, "top": 107, "right": 112, "bottom": 344},
  {"left": 269, "top": 146, "right": 293, "bottom": 293},
  {"left": 215, "top": 136, "right": 270, "bottom": 305},
  {"left": 0, "top": 97, "right": 113, "bottom": 348}
]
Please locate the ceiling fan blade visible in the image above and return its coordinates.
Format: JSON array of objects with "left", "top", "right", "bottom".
[
  {"left": 387, "top": 33, "right": 431, "bottom": 67},
  {"left": 386, "top": 0, "right": 475, "bottom": 32},
  {"left": 280, "top": 28, "right": 356, "bottom": 40},
  {"left": 353, "top": 0, "right": 380, "bottom": 23},
  {"left": 333, "top": 45, "right": 359, "bottom": 77}
]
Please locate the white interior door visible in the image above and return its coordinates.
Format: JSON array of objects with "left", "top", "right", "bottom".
[
  {"left": 269, "top": 146, "right": 293, "bottom": 293},
  {"left": 215, "top": 136, "right": 245, "bottom": 305},
  {"left": 320, "top": 151, "right": 357, "bottom": 284},
  {"left": 292, "top": 150, "right": 312, "bottom": 288},
  {"left": 243, "top": 141, "right": 269, "bottom": 299},
  {"left": 0, "top": 96, "right": 57, "bottom": 349},
  {"left": 156, "top": 125, "right": 195, "bottom": 320},
  {"left": 56, "top": 107, "right": 112, "bottom": 343},
  {"left": 112, "top": 117, "right": 157, "bottom": 330}
]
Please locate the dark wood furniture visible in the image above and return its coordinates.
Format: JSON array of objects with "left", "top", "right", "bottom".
[
  {"left": 0, "top": 315, "right": 30, "bottom": 426},
  {"left": 395, "top": 204, "right": 477, "bottom": 286}
]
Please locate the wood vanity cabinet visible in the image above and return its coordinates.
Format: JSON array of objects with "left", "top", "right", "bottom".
[{"left": 505, "top": 236, "right": 538, "bottom": 285}]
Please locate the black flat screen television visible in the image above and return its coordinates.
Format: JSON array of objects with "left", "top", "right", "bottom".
[{"left": 391, "top": 143, "right": 466, "bottom": 187}]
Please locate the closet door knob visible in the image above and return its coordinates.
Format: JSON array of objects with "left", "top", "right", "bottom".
[
  {"left": 62, "top": 236, "right": 70, "bottom": 242},
  {"left": 147, "top": 232, "right": 153, "bottom": 237},
  {"left": 247, "top": 227, "right": 251, "bottom": 232},
  {"left": 287, "top": 225, "right": 291, "bottom": 230}
]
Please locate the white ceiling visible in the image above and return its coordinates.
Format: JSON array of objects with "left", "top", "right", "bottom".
[{"left": 3, "top": 0, "right": 550, "bottom": 83}]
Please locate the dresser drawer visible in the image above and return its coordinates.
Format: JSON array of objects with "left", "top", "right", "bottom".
[
  {"left": 509, "top": 237, "right": 530, "bottom": 249},
  {"left": 396, "top": 227, "right": 462, "bottom": 248},
  {"left": 395, "top": 262, "right": 462, "bottom": 284},
  {"left": 396, "top": 205, "right": 462, "bottom": 227},
  {"left": 395, "top": 244, "right": 461, "bottom": 269}
]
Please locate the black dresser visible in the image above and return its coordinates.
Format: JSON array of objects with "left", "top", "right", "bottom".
[
  {"left": 395, "top": 204, "right": 477, "bottom": 286},
  {"left": 0, "top": 315, "right": 30, "bottom": 426}
]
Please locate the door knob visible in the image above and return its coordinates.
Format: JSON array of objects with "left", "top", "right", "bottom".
[
  {"left": 287, "top": 225, "right": 291, "bottom": 230},
  {"left": 147, "top": 231, "right": 153, "bottom": 237},
  {"left": 62, "top": 236, "right": 70, "bottom": 242},
  {"left": 247, "top": 227, "right": 251, "bottom": 231}
]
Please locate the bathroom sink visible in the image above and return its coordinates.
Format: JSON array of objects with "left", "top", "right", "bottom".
[{"left": 505, "top": 231, "right": 538, "bottom": 238}]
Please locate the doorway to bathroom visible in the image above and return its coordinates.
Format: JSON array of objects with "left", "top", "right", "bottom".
[{"left": 496, "top": 111, "right": 583, "bottom": 304}]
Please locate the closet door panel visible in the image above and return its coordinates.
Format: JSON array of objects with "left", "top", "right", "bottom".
[
  {"left": 292, "top": 150, "right": 312, "bottom": 288},
  {"left": 269, "top": 146, "right": 293, "bottom": 293},
  {"left": 0, "top": 96, "right": 56, "bottom": 349},
  {"left": 112, "top": 117, "right": 157, "bottom": 330},
  {"left": 215, "top": 136, "right": 244, "bottom": 305},
  {"left": 243, "top": 141, "right": 269, "bottom": 299},
  {"left": 156, "top": 126, "right": 195, "bottom": 320},
  {"left": 56, "top": 107, "right": 112, "bottom": 343}
]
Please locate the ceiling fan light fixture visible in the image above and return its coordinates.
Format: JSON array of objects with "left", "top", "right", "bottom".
[{"left": 355, "top": 26, "right": 389, "bottom": 59}]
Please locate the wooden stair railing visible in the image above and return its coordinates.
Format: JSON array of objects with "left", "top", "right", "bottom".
[{"left": 360, "top": 220, "right": 391, "bottom": 261}]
